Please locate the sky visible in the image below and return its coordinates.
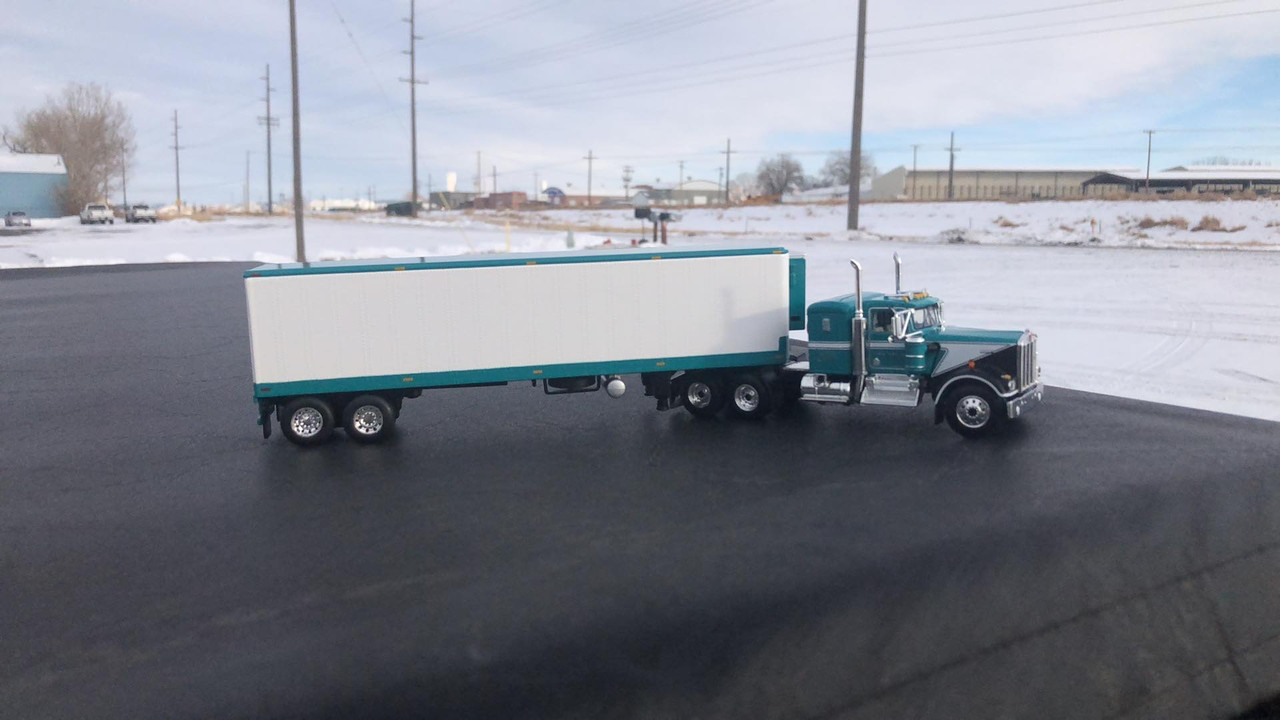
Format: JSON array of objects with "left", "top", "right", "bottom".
[{"left": 4, "top": 0, "right": 1280, "bottom": 205}]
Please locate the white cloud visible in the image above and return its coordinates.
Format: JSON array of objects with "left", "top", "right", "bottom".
[{"left": 5, "top": 0, "right": 1279, "bottom": 201}]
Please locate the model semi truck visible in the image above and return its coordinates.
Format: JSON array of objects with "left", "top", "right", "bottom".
[{"left": 244, "top": 247, "right": 1042, "bottom": 446}]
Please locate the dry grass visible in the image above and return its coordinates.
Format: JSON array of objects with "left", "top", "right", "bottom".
[
  {"left": 1192, "top": 215, "right": 1246, "bottom": 233},
  {"left": 1136, "top": 216, "right": 1189, "bottom": 230},
  {"left": 993, "top": 216, "right": 1024, "bottom": 228}
]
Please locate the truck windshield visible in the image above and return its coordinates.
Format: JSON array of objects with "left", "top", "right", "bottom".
[{"left": 913, "top": 304, "right": 943, "bottom": 329}]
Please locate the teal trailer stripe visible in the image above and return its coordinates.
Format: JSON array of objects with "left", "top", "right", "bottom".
[
  {"left": 244, "top": 246, "right": 789, "bottom": 278},
  {"left": 254, "top": 341, "right": 789, "bottom": 400}
]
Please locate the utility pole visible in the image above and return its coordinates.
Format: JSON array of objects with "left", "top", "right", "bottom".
[
  {"left": 717, "top": 167, "right": 723, "bottom": 202},
  {"left": 584, "top": 149, "right": 595, "bottom": 207},
  {"left": 622, "top": 165, "right": 633, "bottom": 199},
  {"left": 258, "top": 64, "right": 278, "bottom": 215},
  {"left": 845, "top": 0, "right": 868, "bottom": 231},
  {"left": 1144, "top": 130, "right": 1155, "bottom": 193},
  {"left": 910, "top": 143, "right": 921, "bottom": 200},
  {"left": 722, "top": 138, "right": 736, "bottom": 203},
  {"left": 121, "top": 148, "right": 128, "bottom": 208},
  {"left": 534, "top": 171, "right": 539, "bottom": 200},
  {"left": 678, "top": 159, "right": 685, "bottom": 189},
  {"left": 171, "top": 110, "right": 182, "bottom": 212},
  {"left": 492, "top": 165, "right": 497, "bottom": 195},
  {"left": 945, "top": 131, "right": 959, "bottom": 200},
  {"left": 288, "top": 0, "right": 306, "bottom": 261},
  {"left": 401, "top": 0, "right": 427, "bottom": 217},
  {"left": 475, "top": 151, "right": 482, "bottom": 195}
]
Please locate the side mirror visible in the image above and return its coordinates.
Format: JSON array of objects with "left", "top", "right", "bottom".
[{"left": 891, "top": 311, "right": 908, "bottom": 340}]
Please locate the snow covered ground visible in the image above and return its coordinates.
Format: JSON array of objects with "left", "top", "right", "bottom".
[
  {"left": 2, "top": 203, "right": 1278, "bottom": 423},
  {"left": 495, "top": 198, "right": 1280, "bottom": 250}
]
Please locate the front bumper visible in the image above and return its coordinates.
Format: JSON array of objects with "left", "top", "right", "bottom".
[{"left": 1006, "top": 382, "right": 1044, "bottom": 420}]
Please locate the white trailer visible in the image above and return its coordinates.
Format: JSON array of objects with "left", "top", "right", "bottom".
[{"left": 245, "top": 247, "right": 805, "bottom": 445}]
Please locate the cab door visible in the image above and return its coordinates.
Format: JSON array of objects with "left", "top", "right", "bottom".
[{"left": 867, "top": 308, "right": 907, "bottom": 374}]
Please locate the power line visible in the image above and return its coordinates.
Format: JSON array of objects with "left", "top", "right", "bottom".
[
  {"left": 328, "top": 0, "right": 410, "bottom": 135},
  {"left": 869, "top": 0, "right": 1255, "bottom": 51},
  {"left": 437, "top": 0, "right": 778, "bottom": 77},
  {"left": 425, "top": 0, "right": 571, "bottom": 43},
  {"left": 426, "top": 5, "right": 1271, "bottom": 117},
  {"left": 870, "top": 7, "right": 1280, "bottom": 57},
  {"left": 871, "top": 0, "right": 1133, "bottom": 34}
]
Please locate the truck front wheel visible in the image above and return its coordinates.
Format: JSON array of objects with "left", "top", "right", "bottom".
[
  {"left": 280, "top": 397, "right": 336, "bottom": 446},
  {"left": 679, "top": 373, "right": 725, "bottom": 419},
  {"left": 728, "top": 373, "right": 773, "bottom": 420},
  {"left": 942, "top": 383, "right": 1005, "bottom": 439},
  {"left": 342, "top": 395, "right": 396, "bottom": 444}
]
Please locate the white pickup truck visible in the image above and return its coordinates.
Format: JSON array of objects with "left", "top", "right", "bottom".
[
  {"left": 125, "top": 203, "right": 157, "bottom": 223},
  {"left": 79, "top": 203, "right": 113, "bottom": 225}
]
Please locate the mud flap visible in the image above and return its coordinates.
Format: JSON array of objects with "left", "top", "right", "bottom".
[{"left": 258, "top": 401, "right": 274, "bottom": 439}]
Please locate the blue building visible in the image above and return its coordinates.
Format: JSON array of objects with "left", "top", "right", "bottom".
[{"left": 0, "top": 153, "right": 68, "bottom": 218}]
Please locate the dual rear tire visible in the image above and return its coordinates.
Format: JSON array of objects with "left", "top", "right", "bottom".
[
  {"left": 279, "top": 394, "right": 397, "bottom": 446},
  {"left": 678, "top": 371, "right": 774, "bottom": 421}
]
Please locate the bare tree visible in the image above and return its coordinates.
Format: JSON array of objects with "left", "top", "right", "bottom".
[
  {"left": 755, "top": 154, "right": 805, "bottom": 196},
  {"left": 4, "top": 83, "right": 136, "bottom": 214},
  {"left": 816, "top": 150, "right": 876, "bottom": 188}
]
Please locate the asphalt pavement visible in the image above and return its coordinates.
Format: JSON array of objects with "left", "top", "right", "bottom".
[{"left": 1, "top": 262, "right": 1279, "bottom": 720}]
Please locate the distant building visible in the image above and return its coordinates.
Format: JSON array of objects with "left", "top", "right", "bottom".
[
  {"left": 473, "top": 192, "right": 527, "bottom": 210},
  {"left": 1082, "top": 166, "right": 1280, "bottom": 195},
  {"left": 0, "top": 153, "right": 68, "bottom": 218},
  {"left": 870, "top": 166, "right": 1139, "bottom": 201},
  {"left": 544, "top": 186, "right": 627, "bottom": 207},
  {"left": 633, "top": 180, "right": 723, "bottom": 206}
]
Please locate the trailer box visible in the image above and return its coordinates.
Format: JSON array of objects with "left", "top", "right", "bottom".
[{"left": 244, "top": 247, "right": 795, "bottom": 401}]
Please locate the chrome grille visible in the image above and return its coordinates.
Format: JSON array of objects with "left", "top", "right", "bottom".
[{"left": 1017, "top": 333, "right": 1039, "bottom": 390}]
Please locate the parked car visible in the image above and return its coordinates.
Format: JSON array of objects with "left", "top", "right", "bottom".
[
  {"left": 126, "top": 203, "right": 158, "bottom": 223},
  {"left": 4, "top": 211, "right": 31, "bottom": 227},
  {"left": 80, "top": 203, "right": 113, "bottom": 225}
]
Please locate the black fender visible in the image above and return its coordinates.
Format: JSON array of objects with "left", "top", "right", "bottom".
[{"left": 931, "top": 371, "right": 1007, "bottom": 424}]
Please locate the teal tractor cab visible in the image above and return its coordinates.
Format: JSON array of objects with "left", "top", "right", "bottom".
[{"left": 787, "top": 254, "right": 1043, "bottom": 437}]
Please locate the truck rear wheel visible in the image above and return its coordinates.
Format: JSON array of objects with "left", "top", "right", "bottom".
[
  {"left": 342, "top": 395, "right": 396, "bottom": 444},
  {"left": 679, "top": 373, "right": 725, "bottom": 419},
  {"left": 280, "top": 397, "right": 336, "bottom": 446},
  {"left": 942, "top": 383, "right": 1005, "bottom": 439},
  {"left": 728, "top": 373, "right": 773, "bottom": 420}
]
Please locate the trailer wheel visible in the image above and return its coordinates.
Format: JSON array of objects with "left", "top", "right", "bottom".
[
  {"left": 728, "top": 373, "right": 773, "bottom": 420},
  {"left": 942, "top": 383, "right": 1005, "bottom": 439},
  {"left": 280, "top": 397, "right": 336, "bottom": 446},
  {"left": 679, "top": 373, "right": 725, "bottom": 419},
  {"left": 342, "top": 395, "right": 396, "bottom": 444}
]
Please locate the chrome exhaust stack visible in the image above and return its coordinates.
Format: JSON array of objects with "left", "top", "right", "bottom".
[
  {"left": 893, "top": 252, "right": 902, "bottom": 294},
  {"left": 849, "top": 260, "right": 867, "bottom": 399}
]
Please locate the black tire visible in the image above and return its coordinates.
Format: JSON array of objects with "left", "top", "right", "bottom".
[
  {"left": 942, "top": 382, "right": 1005, "bottom": 439},
  {"left": 342, "top": 394, "right": 396, "bottom": 444},
  {"left": 678, "top": 373, "right": 726, "bottom": 419},
  {"left": 279, "top": 396, "right": 336, "bottom": 446},
  {"left": 727, "top": 372, "right": 773, "bottom": 420}
]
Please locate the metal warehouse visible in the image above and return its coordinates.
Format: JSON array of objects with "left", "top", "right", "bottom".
[
  {"left": 1082, "top": 166, "right": 1280, "bottom": 195},
  {"left": 0, "top": 153, "right": 68, "bottom": 218},
  {"left": 870, "top": 166, "right": 1139, "bottom": 201}
]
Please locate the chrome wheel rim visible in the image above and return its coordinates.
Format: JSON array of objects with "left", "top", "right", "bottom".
[
  {"left": 734, "top": 384, "right": 760, "bottom": 412},
  {"left": 351, "top": 405, "right": 384, "bottom": 435},
  {"left": 956, "top": 395, "right": 991, "bottom": 428},
  {"left": 687, "top": 382, "right": 713, "bottom": 409},
  {"left": 291, "top": 407, "right": 325, "bottom": 437}
]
